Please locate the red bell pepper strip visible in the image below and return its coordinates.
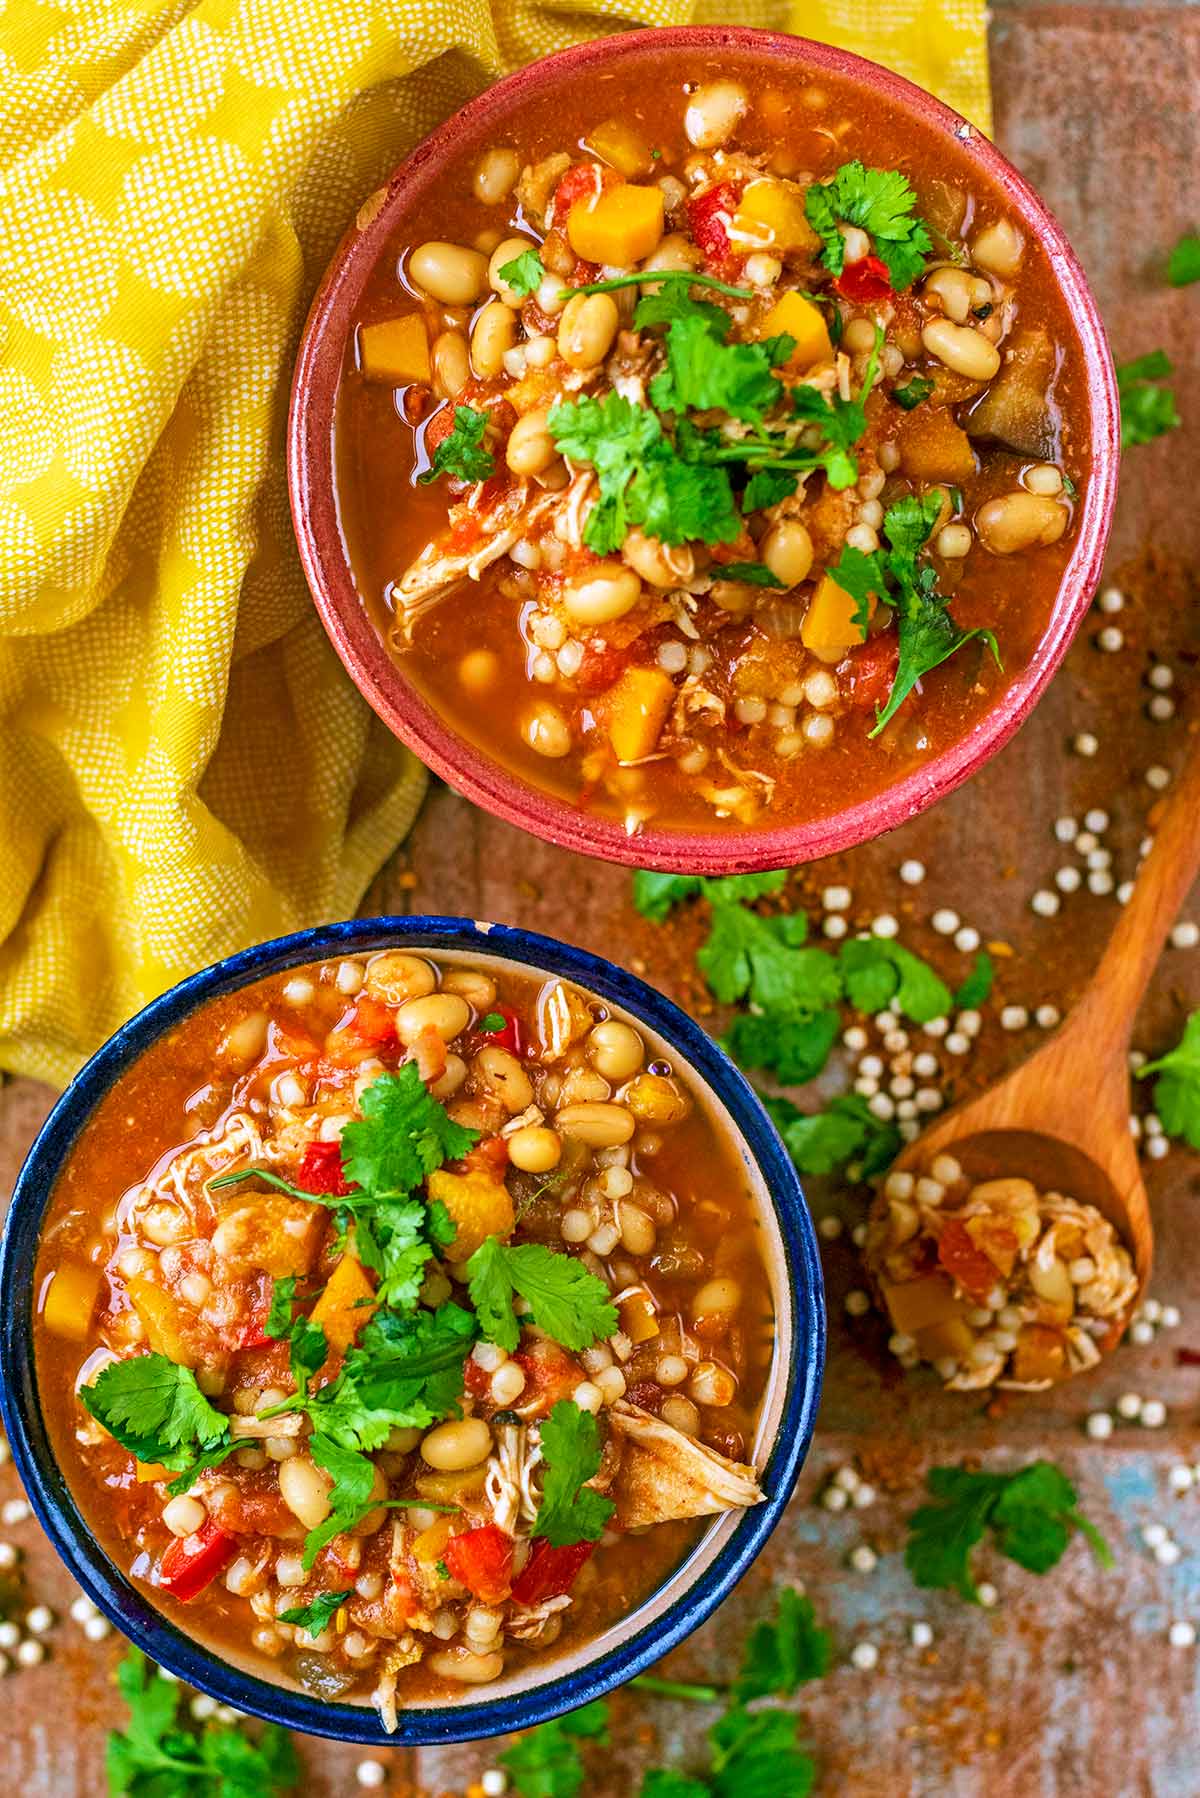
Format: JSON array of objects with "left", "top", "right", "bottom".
[
  {"left": 159, "top": 1519, "right": 237, "bottom": 1602},
  {"left": 833, "top": 253, "right": 892, "bottom": 303},
  {"left": 443, "top": 1523, "right": 515, "bottom": 1605},
  {"left": 511, "top": 1538, "right": 595, "bottom": 1606},
  {"left": 843, "top": 634, "right": 899, "bottom": 713},
  {"left": 293, "top": 1140, "right": 354, "bottom": 1198},
  {"left": 687, "top": 182, "right": 740, "bottom": 278}
]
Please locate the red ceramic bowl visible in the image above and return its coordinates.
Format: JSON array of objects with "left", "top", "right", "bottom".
[{"left": 288, "top": 26, "right": 1119, "bottom": 874}]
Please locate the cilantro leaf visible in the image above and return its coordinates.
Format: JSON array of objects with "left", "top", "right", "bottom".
[
  {"left": 501, "top": 1700, "right": 609, "bottom": 1798},
  {"left": 81, "top": 1353, "right": 231, "bottom": 1473},
  {"left": 1138, "top": 1011, "right": 1200, "bottom": 1148},
  {"left": 819, "top": 543, "right": 882, "bottom": 640},
  {"left": 533, "top": 1400, "right": 616, "bottom": 1546},
  {"left": 905, "top": 1461, "right": 1112, "bottom": 1603},
  {"left": 340, "top": 1064, "right": 479, "bottom": 1198},
  {"left": 302, "top": 1434, "right": 378, "bottom": 1568},
  {"left": 288, "top": 1317, "right": 328, "bottom": 1399},
  {"left": 724, "top": 1007, "right": 840, "bottom": 1085},
  {"left": 892, "top": 375, "right": 935, "bottom": 410},
  {"left": 718, "top": 561, "right": 785, "bottom": 588},
  {"left": 308, "top": 1302, "right": 478, "bottom": 1449},
  {"left": 277, "top": 1588, "right": 354, "bottom": 1637},
  {"left": 838, "top": 938, "right": 951, "bottom": 1025},
  {"left": 733, "top": 1587, "right": 831, "bottom": 1700},
  {"left": 698, "top": 903, "right": 836, "bottom": 1012},
  {"left": 632, "top": 870, "right": 703, "bottom": 921},
  {"left": 265, "top": 1276, "right": 298, "bottom": 1340},
  {"left": 107, "top": 1648, "right": 300, "bottom": 1797},
  {"left": 499, "top": 248, "right": 546, "bottom": 297},
  {"left": 650, "top": 315, "right": 786, "bottom": 423},
  {"left": 702, "top": 871, "right": 791, "bottom": 906},
  {"left": 804, "top": 162, "right": 932, "bottom": 290},
  {"left": 418, "top": 404, "right": 495, "bottom": 485},
  {"left": 1117, "top": 350, "right": 1181, "bottom": 446},
  {"left": 764, "top": 1092, "right": 900, "bottom": 1180},
  {"left": 642, "top": 1776, "right": 711, "bottom": 1798},
  {"left": 954, "top": 950, "right": 994, "bottom": 1009},
  {"left": 742, "top": 467, "right": 798, "bottom": 511},
  {"left": 466, "top": 1238, "right": 618, "bottom": 1353},
  {"left": 634, "top": 289, "right": 733, "bottom": 333},
  {"left": 709, "top": 1705, "right": 816, "bottom": 1798},
  {"left": 1168, "top": 232, "right": 1200, "bottom": 286},
  {"left": 353, "top": 1195, "right": 438, "bottom": 1311}
]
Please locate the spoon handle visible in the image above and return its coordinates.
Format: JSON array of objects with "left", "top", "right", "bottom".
[{"left": 1075, "top": 723, "right": 1200, "bottom": 1047}]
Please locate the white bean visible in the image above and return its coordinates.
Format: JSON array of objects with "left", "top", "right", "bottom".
[
  {"left": 684, "top": 81, "right": 748, "bottom": 149},
  {"left": 409, "top": 241, "right": 489, "bottom": 306}
]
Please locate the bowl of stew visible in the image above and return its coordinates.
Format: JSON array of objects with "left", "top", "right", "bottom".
[
  {"left": 0, "top": 917, "right": 823, "bottom": 1744},
  {"left": 289, "top": 26, "right": 1118, "bottom": 872}
]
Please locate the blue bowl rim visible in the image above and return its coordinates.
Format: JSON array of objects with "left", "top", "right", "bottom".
[{"left": 0, "top": 916, "right": 824, "bottom": 1745}]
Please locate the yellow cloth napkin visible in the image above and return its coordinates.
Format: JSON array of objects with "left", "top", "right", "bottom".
[{"left": 0, "top": 0, "right": 989, "bottom": 1090}]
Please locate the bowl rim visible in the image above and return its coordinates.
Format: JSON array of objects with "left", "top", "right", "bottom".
[
  {"left": 287, "top": 23, "right": 1120, "bottom": 875},
  {"left": 0, "top": 915, "right": 825, "bottom": 1745}
]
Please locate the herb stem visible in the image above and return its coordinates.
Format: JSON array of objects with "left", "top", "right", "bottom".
[
  {"left": 562, "top": 270, "right": 754, "bottom": 302},
  {"left": 629, "top": 1675, "right": 726, "bottom": 1703}
]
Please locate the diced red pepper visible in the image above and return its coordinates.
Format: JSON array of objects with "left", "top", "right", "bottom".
[
  {"left": 481, "top": 1005, "right": 522, "bottom": 1057},
  {"left": 462, "top": 1134, "right": 510, "bottom": 1181},
  {"left": 348, "top": 996, "right": 397, "bottom": 1044},
  {"left": 575, "top": 639, "right": 632, "bottom": 696},
  {"left": 843, "top": 634, "right": 899, "bottom": 712},
  {"left": 511, "top": 1342, "right": 584, "bottom": 1416},
  {"left": 464, "top": 1356, "right": 491, "bottom": 1398},
  {"left": 937, "top": 1218, "right": 998, "bottom": 1304},
  {"left": 424, "top": 406, "right": 456, "bottom": 457},
  {"left": 237, "top": 1274, "right": 275, "bottom": 1349},
  {"left": 551, "top": 161, "right": 617, "bottom": 221},
  {"left": 512, "top": 1539, "right": 595, "bottom": 1606},
  {"left": 687, "top": 183, "right": 740, "bottom": 277},
  {"left": 444, "top": 1523, "right": 514, "bottom": 1605},
  {"left": 833, "top": 253, "right": 893, "bottom": 302},
  {"left": 159, "top": 1520, "right": 237, "bottom": 1602},
  {"left": 294, "top": 1140, "right": 354, "bottom": 1198}
]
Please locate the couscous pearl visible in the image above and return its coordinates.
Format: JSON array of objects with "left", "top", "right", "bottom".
[
  {"left": 1053, "top": 816, "right": 1077, "bottom": 843},
  {"left": 1146, "top": 765, "right": 1171, "bottom": 791},
  {"left": 1, "top": 1500, "right": 30, "bottom": 1526},
  {"left": 1142, "top": 1523, "right": 1168, "bottom": 1547},
  {"left": 1141, "top": 1297, "right": 1162, "bottom": 1321},
  {"left": 1156, "top": 1540, "right": 1182, "bottom": 1566},
  {"left": 1088, "top": 872, "right": 1114, "bottom": 896},
  {"left": 1162, "top": 1306, "right": 1182, "bottom": 1328},
  {"left": 16, "top": 1640, "right": 44, "bottom": 1667},
  {"left": 976, "top": 1583, "right": 999, "bottom": 1608},
  {"left": 855, "top": 1076, "right": 880, "bottom": 1097},
  {"left": 69, "top": 1596, "right": 97, "bottom": 1623},
  {"left": 83, "top": 1616, "right": 111, "bottom": 1642},
  {"left": 851, "top": 1641, "right": 879, "bottom": 1670},
  {"left": 483, "top": 1774, "right": 510, "bottom": 1797},
  {"left": 872, "top": 913, "right": 899, "bottom": 939},
  {"left": 849, "top": 1544, "right": 878, "bottom": 1573},
  {"left": 1169, "top": 1465, "right": 1195, "bottom": 1493},
  {"left": 823, "top": 885, "right": 852, "bottom": 912},
  {"left": 1083, "top": 808, "right": 1108, "bottom": 832},
  {"left": 1074, "top": 831, "right": 1097, "bottom": 855},
  {"left": 1148, "top": 662, "right": 1174, "bottom": 689},
  {"left": 860, "top": 1054, "right": 884, "bottom": 1078},
  {"left": 945, "top": 1032, "right": 970, "bottom": 1055},
  {"left": 1097, "top": 625, "right": 1123, "bottom": 652},
  {"left": 1000, "top": 1006, "right": 1029, "bottom": 1030},
  {"left": 1150, "top": 695, "right": 1177, "bottom": 721},
  {"left": 1168, "top": 1621, "right": 1197, "bottom": 1648},
  {"left": 1146, "top": 1136, "right": 1170, "bottom": 1161},
  {"left": 1031, "top": 890, "right": 1060, "bottom": 917},
  {"left": 868, "top": 1094, "right": 895, "bottom": 1121},
  {"left": 1085, "top": 1412, "right": 1113, "bottom": 1440},
  {"left": 1073, "top": 732, "right": 1099, "bottom": 757},
  {"left": 924, "top": 1016, "right": 949, "bottom": 1037},
  {"left": 899, "top": 860, "right": 926, "bottom": 885},
  {"left": 1097, "top": 586, "right": 1124, "bottom": 612},
  {"left": 845, "top": 1290, "right": 871, "bottom": 1317},
  {"left": 883, "top": 1030, "right": 909, "bottom": 1053},
  {"left": 822, "top": 1485, "right": 849, "bottom": 1512},
  {"left": 834, "top": 1466, "right": 861, "bottom": 1492},
  {"left": 1055, "top": 866, "right": 1082, "bottom": 893},
  {"left": 25, "top": 1606, "right": 53, "bottom": 1635},
  {"left": 844, "top": 1026, "right": 869, "bottom": 1051},
  {"left": 954, "top": 926, "right": 981, "bottom": 953},
  {"left": 1087, "top": 848, "right": 1112, "bottom": 870},
  {"left": 1142, "top": 1400, "right": 1168, "bottom": 1428},
  {"left": 191, "top": 1696, "right": 217, "bottom": 1720},
  {"left": 912, "top": 1052, "right": 939, "bottom": 1077},
  {"left": 931, "top": 1154, "right": 961, "bottom": 1185},
  {"left": 853, "top": 1483, "right": 877, "bottom": 1508},
  {"left": 818, "top": 1215, "right": 844, "bottom": 1241},
  {"left": 1129, "top": 1320, "right": 1155, "bottom": 1346},
  {"left": 1035, "top": 1005, "right": 1061, "bottom": 1028},
  {"left": 1117, "top": 882, "right": 1135, "bottom": 905},
  {"left": 0, "top": 1544, "right": 16, "bottom": 1571},
  {"left": 931, "top": 909, "right": 959, "bottom": 935},
  {"left": 1171, "top": 922, "right": 1200, "bottom": 949},
  {"left": 823, "top": 915, "right": 848, "bottom": 940},
  {"left": 356, "top": 1763, "right": 387, "bottom": 1789},
  {"left": 1117, "top": 1393, "right": 1144, "bottom": 1419},
  {"left": 657, "top": 641, "right": 688, "bottom": 675},
  {"left": 910, "top": 1621, "right": 934, "bottom": 1648}
]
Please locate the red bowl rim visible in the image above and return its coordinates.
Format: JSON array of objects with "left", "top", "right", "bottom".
[{"left": 287, "top": 24, "right": 1120, "bottom": 874}]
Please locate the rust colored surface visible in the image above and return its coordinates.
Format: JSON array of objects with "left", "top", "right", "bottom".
[{"left": 1, "top": 8, "right": 1199, "bottom": 1794}]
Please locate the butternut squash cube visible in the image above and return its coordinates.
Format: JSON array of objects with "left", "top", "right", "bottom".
[
  {"left": 880, "top": 1273, "right": 963, "bottom": 1335},
  {"left": 913, "top": 1316, "right": 976, "bottom": 1361},
  {"left": 1011, "top": 1323, "right": 1067, "bottom": 1384},
  {"left": 128, "top": 1277, "right": 193, "bottom": 1367},
  {"left": 427, "top": 1168, "right": 515, "bottom": 1263},
  {"left": 568, "top": 184, "right": 664, "bottom": 266},
  {"left": 42, "top": 1257, "right": 102, "bottom": 1341},
  {"left": 136, "top": 1460, "right": 171, "bottom": 1483},
  {"left": 620, "top": 1288, "right": 661, "bottom": 1344},
  {"left": 802, "top": 572, "right": 872, "bottom": 656},
  {"left": 733, "top": 180, "right": 821, "bottom": 258},
  {"left": 358, "top": 314, "right": 431, "bottom": 385},
  {"left": 761, "top": 290, "right": 832, "bottom": 370},
  {"left": 585, "top": 119, "right": 653, "bottom": 178},
  {"left": 898, "top": 406, "right": 978, "bottom": 485},
  {"left": 311, "top": 1253, "right": 377, "bottom": 1353},
  {"left": 213, "top": 1192, "right": 325, "bottom": 1279},
  {"left": 605, "top": 666, "right": 676, "bottom": 764}
]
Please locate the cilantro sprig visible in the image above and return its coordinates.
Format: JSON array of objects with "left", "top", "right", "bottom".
[
  {"left": 500, "top": 1699, "right": 610, "bottom": 1798},
  {"left": 81, "top": 1356, "right": 235, "bottom": 1490},
  {"left": 466, "top": 1238, "right": 618, "bottom": 1353},
  {"left": 1168, "top": 232, "right": 1200, "bottom": 286},
  {"left": 418, "top": 404, "right": 495, "bottom": 485},
  {"left": 1117, "top": 350, "right": 1181, "bottom": 447},
  {"left": 277, "top": 1588, "right": 354, "bottom": 1637},
  {"left": 533, "top": 1400, "right": 616, "bottom": 1546},
  {"left": 1138, "top": 1011, "right": 1200, "bottom": 1148},
  {"left": 804, "top": 161, "right": 932, "bottom": 290},
  {"left": 499, "top": 248, "right": 546, "bottom": 297},
  {"left": 107, "top": 1648, "right": 300, "bottom": 1797},
  {"left": 905, "top": 1461, "right": 1112, "bottom": 1602}
]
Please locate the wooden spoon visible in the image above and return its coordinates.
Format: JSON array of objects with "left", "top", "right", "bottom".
[{"left": 884, "top": 720, "right": 1200, "bottom": 1300}]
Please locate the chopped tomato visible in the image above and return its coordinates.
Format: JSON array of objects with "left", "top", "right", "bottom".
[
  {"left": 576, "top": 639, "right": 632, "bottom": 695},
  {"left": 551, "top": 161, "right": 617, "bottom": 221},
  {"left": 424, "top": 405, "right": 455, "bottom": 456},
  {"left": 349, "top": 995, "right": 397, "bottom": 1043},
  {"left": 159, "top": 1520, "right": 237, "bottom": 1602},
  {"left": 833, "top": 253, "right": 893, "bottom": 302},
  {"left": 843, "top": 634, "right": 899, "bottom": 712},
  {"left": 464, "top": 1356, "right": 491, "bottom": 1398},
  {"left": 512, "top": 1341, "right": 583, "bottom": 1416},
  {"left": 293, "top": 1140, "right": 354, "bottom": 1198},
  {"left": 481, "top": 1005, "right": 522, "bottom": 1057},
  {"left": 444, "top": 1523, "right": 514, "bottom": 1605},
  {"left": 462, "top": 1134, "right": 510, "bottom": 1181},
  {"left": 512, "top": 1539, "right": 595, "bottom": 1606},
  {"left": 237, "top": 1273, "right": 275, "bottom": 1349},
  {"left": 448, "top": 510, "right": 488, "bottom": 552},
  {"left": 688, "top": 183, "right": 741, "bottom": 277},
  {"left": 937, "top": 1218, "right": 998, "bottom": 1304}
]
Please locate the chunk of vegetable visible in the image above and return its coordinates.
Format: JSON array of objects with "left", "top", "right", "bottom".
[
  {"left": 443, "top": 1522, "right": 514, "bottom": 1604},
  {"left": 733, "top": 180, "right": 820, "bottom": 257},
  {"left": 802, "top": 572, "right": 871, "bottom": 655},
  {"left": 913, "top": 1316, "right": 976, "bottom": 1361},
  {"left": 568, "top": 184, "right": 664, "bottom": 266},
  {"left": 1011, "top": 1323, "right": 1067, "bottom": 1384},
  {"left": 964, "top": 1213, "right": 1021, "bottom": 1279},
  {"left": 358, "top": 315, "right": 431, "bottom": 385},
  {"left": 898, "top": 406, "right": 978, "bottom": 485},
  {"left": 585, "top": 119, "right": 653, "bottom": 178},
  {"left": 128, "top": 1277, "right": 193, "bottom": 1366},
  {"left": 426, "top": 1167, "right": 515, "bottom": 1263},
  {"left": 136, "top": 1460, "right": 171, "bottom": 1483},
  {"left": 963, "top": 325, "right": 1058, "bottom": 458},
  {"left": 212, "top": 1192, "right": 325, "bottom": 1278},
  {"left": 510, "top": 1538, "right": 594, "bottom": 1605},
  {"left": 936, "top": 1218, "right": 998, "bottom": 1303},
  {"left": 880, "top": 1273, "right": 963, "bottom": 1334},
  {"left": 413, "top": 1514, "right": 454, "bottom": 1564},
  {"left": 159, "top": 1519, "right": 237, "bottom": 1601},
  {"left": 620, "top": 1288, "right": 660, "bottom": 1344},
  {"left": 310, "top": 1253, "right": 377, "bottom": 1353},
  {"left": 42, "top": 1258, "right": 102, "bottom": 1341},
  {"left": 603, "top": 665, "right": 676, "bottom": 764},
  {"left": 761, "top": 290, "right": 832, "bottom": 369}
]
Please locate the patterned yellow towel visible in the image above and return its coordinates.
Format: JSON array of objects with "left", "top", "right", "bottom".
[{"left": 0, "top": 0, "right": 989, "bottom": 1089}]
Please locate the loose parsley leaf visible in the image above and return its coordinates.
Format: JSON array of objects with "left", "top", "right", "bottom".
[
  {"left": 305, "top": 1302, "right": 478, "bottom": 1451},
  {"left": 81, "top": 1354, "right": 231, "bottom": 1473},
  {"left": 804, "top": 161, "right": 932, "bottom": 290},
  {"left": 634, "top": 289, "right": 733, "bottom": 334},
  {"left": 107, "top": 1648, "right": 301, "bottom": 1797},
  {"left": 905, "top": 1461, "right": 1112, "bottom": 1602},
  {"left": 708, "top": 1705, "right": 816, "bottom": 1798},
  {"left": 891, "top": 375, "right": 935, "bottom": 410},
  {"left": 733, "top": 1587, "right": 831, "bottom": 1700},
  {"left": 698, "top": 903, "right": 837, "bottom": 1012},
  {"left": 466, "top": 1238, "right": 618, "bottom": 1353},
  {"left": 763, "top": 1092, "right": 901, "bottom": 1180},
  {"left": 838, "top": 938, "right": 951, "bottom": 1025},
  {"left": 533, "top": 1401, "right": 616, "bottom": 1547},
  {"left": 277, "top": 1588, "right": 354, "bottom": 1637},
  {"left": 500, "top": 1699, "right": 610, "bottom": 1798},
  {"left": 499, "top": 248, "right": 546, "bottom": 297},
  {"left": 1167, "top": 233, "right": 1200, "bottom": 286},
  {"left": 1116, "top": 350, "right": 1181, "bottom": 447},
  {"left": 265, "top": 1276, "right": 298, "bottom": 1340},
  {"left": 954, "top": 950, "right": 995, "bottom": 1009},
  {"left": 631, "top": 871, "right": 704, "bottom": 921},
  {"left": 649, "top": 314, "right": 786, "bottom": 423},
  {"left": 418, "top": 404, "right": 495, "bottom": 485},
  {"left": 718, "top": 561, "right": 786, "bottom": 588},
  {"left": 302, "top": 1434, "right": 378, "bottom": 1569},
  {"left": 1138, "top": 1011, "right": 1200, "bottom": 1148},
  {"left": 340, "top": 1064, "right": 480, "bottom": 1197},
  {"left": 742, "top": 467, "right": 798, "bottom": 511},
  {"left": 642, "top": 1776, "right": 711, "bottom": 1798},
  {"left": 723, "top": 1007, "right": 841, "bottom": 1085}
]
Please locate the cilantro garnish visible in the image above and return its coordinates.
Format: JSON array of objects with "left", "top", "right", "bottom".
[
  {"left": 891, "top": 375, "right": 935, "bottom": 410},
  {"left": 301, "top": 1434, "right": 380, "bottom": 1569},
  {"left": 649, "top": 315, "right": 791, "bottom": 423},
  {"left": 107, "top": 1648, "right": 300, "bottom": 1797},
  {"left": 499, "top": 248, "right": 546, "bottom": 298},
  {"left": 732, "top": 1587, "right": 831, "bottom": 1699},
  {"left": 567, "top": 270, "right": 753, "bottom": 302},
  {"left": 1117, "top": 350, "right": 1181, "bottom": 446},
  {"left": 838, "top": 937, "right": 951, "bottom": 1024},
  {"left": 500, "top": 1698, "right": 610, "bottom": 1798},
  {"left": 742, "top": 467, "right": 798, "bottom": 511},
  {"left": 763, "top": 1091, "right": 900, "bottom": 1179},
  {"left": 265, "top": 1275, "right": 299, "bottom": 1340},
  {"left": 1138, "top": 1011, "right": 1200, "bottom": 1148},
  {"left": 631, "top": 869, "right": 790, "bottom": 922},
  {"left": 954, "top": 950, "right": 995, "bottom": 1009},
  {"left": 1167, "top": 232, "right": 1200, "bottom": 286},
  {"left": 418, "top": 404, "right": 495, "bottom": 485},
  {"left": 718, "top": 562, "right": 785, "bottom": 588},
  {"left": 341, "top": 1065, "right": 478, "bottom": 1194},
  {"left": 277, "top": 1588, "right": 354, "bottom": 1637},
  {"left": 81, "top": 1354, "right": 233, "bottom": 1479},
  {"left": 479, "top": 1011, "right": 506, "bottom": 1033},
  {"left": 466, "top": 1237, "right": 618, "bottom": 1353},
  {"left": 297, "top": 1302, "right": 478, "bottom": 1452},
  {"left": 532, "top": 1401, "right": 616, "bottom": 1547},
  {"left": 905, "top": 1461, "right": 1112, "bottom": 1602},
  {"left": 804, "top": 161, "right": 932, "bottom": 290}
]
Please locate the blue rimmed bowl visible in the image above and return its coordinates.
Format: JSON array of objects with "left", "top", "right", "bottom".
[{"left": 0, "top": 916, "right": 824, "bottom": 1745}]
